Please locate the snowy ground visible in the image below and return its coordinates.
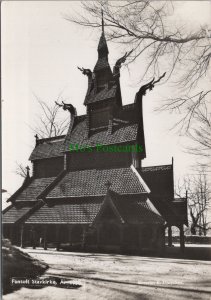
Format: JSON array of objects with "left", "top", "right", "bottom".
[{"left": 3, "top": 247, "right": 211, "bottom": 300}]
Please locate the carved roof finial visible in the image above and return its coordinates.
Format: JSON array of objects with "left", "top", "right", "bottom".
[{"left": 55, "top": 101, "right": 77, "bottom": 116}]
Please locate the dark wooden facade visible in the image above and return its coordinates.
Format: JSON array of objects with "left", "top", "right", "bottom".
[{"left": 2, "top": 24, "right": 187, "bottom": 255}]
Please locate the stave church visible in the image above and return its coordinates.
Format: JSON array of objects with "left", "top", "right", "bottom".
[{"left": 3, "top": 18, "right": 187, "bottom": 255}]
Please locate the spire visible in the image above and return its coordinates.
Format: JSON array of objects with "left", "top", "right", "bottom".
[
  {"left": 101, "top": 9, "right": 104, "bottom": 34},
  {"left": 95, "top": 8, "right": 109, "bottom": 61},
  {"left": 97, "top": 31, "right": 108, "bottom": 59}
]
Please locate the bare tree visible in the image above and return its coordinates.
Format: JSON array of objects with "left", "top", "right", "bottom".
[
  {"left": 66, "top": 0, "right": 211, "bottom": 164},
  {"left": 15, "top": 94, "right": 70, "bottom": 179},
  {"left": 66, "top": 1, "right": 210, "bottom": 89},
  {"left": 176, "top": 171, "right": 211, "bottom": 236},
  {"left": 31, "top": 94, "right": 70, "bottom": 138},
  {"left": 161, "top": 91, "right": 211, "bottom": 171},
  {"left": 15, "top": 163, "right": 28, "bottom": 179}
]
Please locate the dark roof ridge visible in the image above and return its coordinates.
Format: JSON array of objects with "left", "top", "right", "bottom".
[
  {"left": 15, "top": 200, "right": 44, "bottom": 225},
  {"left": 37, "top": 170, "right": 68, "bottom": 200},
  {"left": 13, "top": 200, "right": 38, "bottom": 204},
  {"left": 2, "top": 204, "right": 13, "bottom": 214},
  {"left": 141, "top": 164, "right": 172, "bottom": 171},
  {"left": 37, "top": 135, "right": 66, "bottom": 145}
]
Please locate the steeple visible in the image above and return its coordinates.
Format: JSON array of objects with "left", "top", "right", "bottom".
[
  {"left": 80, "top": 10, "right": 121, "bottom": 108},
  {"left": 94, "top": 9, "right": 111, "bottom": 72}
]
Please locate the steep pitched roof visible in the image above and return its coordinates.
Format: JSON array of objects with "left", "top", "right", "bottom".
[
  {"left": 114, "top": 198, "right": 163, "bottom": 224},
  {"left": 84, "top": 84, "right": 117, "bottom": 105},
  {"left": 94, "top": 30, "right": 109, "bottom": 72},
  {"left": 25, "top": 197, "right": 103, "bottom": 224},
  {"left": 94, "top": 56, "right": 111, "bottom": 72},
  {"left": 29, "top": 105, "right": 142, "bottom": 161},
  {"left": 24, "top": 193, "right": 163, "bottom": 225},
  {"left": 141, "top": 164, "right": 174, "bottom": 199},
  {"left": 173, "top": 198, "right": 188, "bottom": 225},
  {"left": 46, "top": 166, "right": 149, "bottom": 199},
  {"left": 65, "top": 119, "right": 139, "bottom": 150},
  {"left": 29, "top": 138, "right": 65, "bottom": 161},
  {"left": 12, "top": 177, "right": 56, "bottom": 202},
  {"left": 140, "top": 164, "right": 187, "bottom": 225},
  {"left": 2, "top": 201, "right": 38, "bottom": 224},
  {"left": 94, "top": 191, "right": 163, "bottom": 225}
]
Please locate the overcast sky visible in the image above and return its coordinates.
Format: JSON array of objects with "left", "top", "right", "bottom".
[{"left": 2, "top": 1, "right": 211, "bottom": 209}]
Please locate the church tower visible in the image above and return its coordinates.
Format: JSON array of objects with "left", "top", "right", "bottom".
[{"left": 79, "top": 12, "right": 123, "bottom": 137}]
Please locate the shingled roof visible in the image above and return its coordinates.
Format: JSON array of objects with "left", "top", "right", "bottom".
[
  {"left": 2, "top": 201, "right": 38, "bottom": 224},
  {"left": 141, "top": 164, "right": 174, "bottom": 199},
  {"left": 25, "top": 197, "right": 103, "bottom": 224},
  {"left": 84, "top": 84, "right": 117, "bottom": 105},
  {"left": 94, "top": 191, "right": 163, "bottom": 225},
  {"left": 29, "top": 138, "right": 65, "bottom": 161},
  {"left": 46, "top": 166, "right": 150, "bottom": 199},
  {"left": 172, "top": 198, "right": 188, "bottom": 225},
  {"left": 24, "top": 192, "right": 163, "bottom": 225},
  {"left": 29, "top": 104, "right": 141, "bottom": 161},
  {"left": 140, "top": 164, "right": 187, "bottom": 225},
  {"left": 13, "top": 177, "right": 56, "bottom": 202},
  {"left": 65, "top": 119, "right": 139, "bottom": 150}
]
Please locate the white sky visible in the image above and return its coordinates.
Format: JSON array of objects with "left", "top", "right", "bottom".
[{"left": 2, "top": 1, "right": 211, "bottom": 209}]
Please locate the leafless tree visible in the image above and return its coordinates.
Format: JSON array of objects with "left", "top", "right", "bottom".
[
  {"left": 176, "top": 171, "right": 211, "bottom": 236},
  {"left": 15, "top": 163, "right": 28, "bottom": 179},
  {"left": 15, "top": 94, "right": 70, "bottom": 179},
  {"left": 66, "top": 1, "right": 210, "bottom": 88},
  {"left": 163, "top": 92, "right": 211, "bottom": 171},
  {"left": 31, "top": 94, "right": 70, "bottom": 139},
  {"left": 66, "top": 0, "right": 211, "bottom": 164}
]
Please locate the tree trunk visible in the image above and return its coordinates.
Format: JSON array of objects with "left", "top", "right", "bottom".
[{"left": 190, "top": 224, "right": 196, "bottom": 235}]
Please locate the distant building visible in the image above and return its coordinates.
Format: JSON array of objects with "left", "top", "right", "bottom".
[{"left": 2, "top": 19, "right": 187, "bottom": 254}]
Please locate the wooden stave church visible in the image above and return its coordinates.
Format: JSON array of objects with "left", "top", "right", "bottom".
[{"left": 2, "top": 23, "right": 188, "bottom": 255}]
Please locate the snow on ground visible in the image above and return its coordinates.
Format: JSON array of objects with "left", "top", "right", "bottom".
[{"left": 3, "top": 247, "right": 211, "bottom": 300}]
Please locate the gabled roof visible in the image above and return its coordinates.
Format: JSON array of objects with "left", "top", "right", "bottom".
[
  {"left": 46, "top": 166, "right": 150, "bottom": 199},
  {"left": 93, "top": 191, "right": 124, "bottom": 224},
  {"left": 94, "top": 191, "right": 163, "bottom": 225}
]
